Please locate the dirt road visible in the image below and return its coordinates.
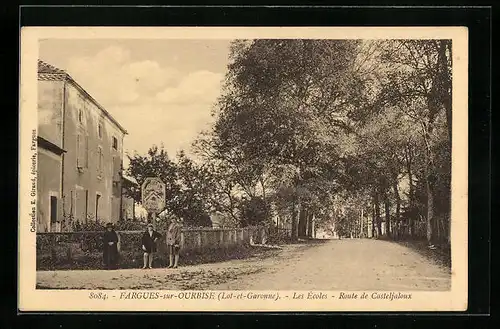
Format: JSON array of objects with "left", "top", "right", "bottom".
[{"left": 37, "top": 239, "right": 451, "bottom": 290}]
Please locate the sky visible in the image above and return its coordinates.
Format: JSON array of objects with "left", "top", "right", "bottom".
[{"left": 39, "top": 39, "right": 233, "bottom": 167}]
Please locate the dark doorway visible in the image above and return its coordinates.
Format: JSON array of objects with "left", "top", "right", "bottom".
[
  {"left": 50, "top": 196, "right": 57, "bottom": 224},
  {"left": 95, "top": 194, "right": 101, "bottom": 221}
]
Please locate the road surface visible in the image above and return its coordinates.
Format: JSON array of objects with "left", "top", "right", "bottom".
[{"left": 37, "top": 239, "right": 451, "bottom": 290}]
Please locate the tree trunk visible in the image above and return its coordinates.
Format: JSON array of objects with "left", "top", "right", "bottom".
[
  {"left": 424, "top": 38, "right": 450, "bottom": 245},
  {"left": 393, "top": 179, "right": 401, "bottom": 240},
  {"left": 302, "top": 209, "right": 309, "bottom": 237},
  {"left": 437, "top": 40, "right": 452, "bottom": 146},
  {"left": 437, "top": 215, "right": 443, "bottom": 242},
  {"left": 304, "top": 210, "right": 309, "bottom": 238},
  {"left": 307, "top": 213, "right": 314, "bottom": 238},
  {"left": 298, "top": 207, "right": 308, "bottom": 238},
  {"left": 422, "top": 121, "right": 436, "bottom": 245},
  {"left": 360, "top": 208, "right": 364, "bottom": 238},
  {"left": 369, "top": 212, "right": 373, "bottom": 238},
  {"left": 375, "top": 192, "right": 382, "bottom": 238},
  {"left": 426, "top": 176, "right": 434, "bottom": 244},
  {"left": 383, "top": 188, "right": 391, "bottom": 237},
  {"left": 371, "top": 203, "right": 376, "bottom": 238},
  {"left": 291, "top": 200, "right": 299, "bottom": 241},
  {"left": 313, "top": 217, "right": 316, "bottom": 238},
  {"left": 303, "top": 209, "right": 308, "bottom": 237},
  {"left": 405, "top": 143, "right": 414, "bottom": 237},
  {"left": 446, "top": 214, "right": 451, "bottom": 245}
]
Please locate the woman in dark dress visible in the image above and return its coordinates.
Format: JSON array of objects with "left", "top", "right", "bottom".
[
  {"left": 141, "top": 223, "right": 162, "bottom": 269},
  {"left": 103, "top": 223, "right": 119, "bottom": 270}
]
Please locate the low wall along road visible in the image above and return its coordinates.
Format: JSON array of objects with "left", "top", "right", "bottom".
[{"left": 36, "top": 226, "right": 272, "bottom": 270}]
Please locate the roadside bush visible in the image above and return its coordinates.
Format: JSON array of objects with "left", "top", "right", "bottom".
[
  {"left": 267, "top": 226, "right": 291, "bottom": 244},
  {"left": 36, "top": 233, "right": 54, "bottom": 253},
  {"left": 240, "top": 197, "right": 272, "bottom": 227},
  {"left": 114, "top": 220, "right": 146, "bottom": 231},
  {"left": 72, "top": 219, "right": 105, "bottom": 232},
  {"left": 70, "top": 215, "right": 146, "bottom": 232}
]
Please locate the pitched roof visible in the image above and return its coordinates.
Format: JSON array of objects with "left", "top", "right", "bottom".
[
  {"left": 122, "top": 174, "right": 139, "bottom": 186},
  {"left": 38, "top": 60, "right": 68, "bottom": 75},
  {"left": 37, "top": 60, "right": 128, "bottom": 135}
]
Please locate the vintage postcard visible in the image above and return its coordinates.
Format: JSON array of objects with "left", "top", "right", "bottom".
[{"left": 19, "top": 26, "right": 468, "bottom": 312}]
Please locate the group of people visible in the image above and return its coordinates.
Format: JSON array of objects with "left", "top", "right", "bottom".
[{"left": 102, "top": 218, "right": 183, "bottom": 270}]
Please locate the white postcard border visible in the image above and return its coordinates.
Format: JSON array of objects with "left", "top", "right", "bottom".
[{"left": 19, "top": 26, "right": 468, "bottom": 312}]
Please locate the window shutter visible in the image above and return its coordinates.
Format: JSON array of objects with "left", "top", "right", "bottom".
[
  {"left": 85, "top": 136, "right": 89, "bottom": 168},
  {"left": 98, "top": 148, "right": 104, "bottom": 174},
  {"left": 97, "top": 147, "right": 101, "bottom": 174},
  {"left": 77, "top": 135, "right": 83, "bottom": 167},
  {"left": 76, "top": 135, "right": 80, "bottom": 167}
]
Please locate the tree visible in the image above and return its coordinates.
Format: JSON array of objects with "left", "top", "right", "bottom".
[
  {"left": 193, "top": 131, "right": 253, "bottom": 225},
  {"left": 125, "top": 146, "right": 213, "bottom": 227},
  {"left": 207, "top": 39, "right": 362, "bottom": 239},
  {"left": 183, "top": 39, "right": 452, "bottom": 245},
  {"left": 240, "top": 196, "right": 272, "bottom": 227},
  {"left": 174, "top": 150, "right": 214, "bottom": 227},
  {"left": 125, "top": 145, "right": 179, "bottom": 205},
  {"left": 377, "top": 40, "right": 452, "bottom": 244}
]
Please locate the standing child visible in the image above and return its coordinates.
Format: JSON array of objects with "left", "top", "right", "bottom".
[
  {"left": 166, "top": 217, "right": 183, "bottom": 268},
  {"left": 141, "top": 223, "right": 162, "bottom": 269}
]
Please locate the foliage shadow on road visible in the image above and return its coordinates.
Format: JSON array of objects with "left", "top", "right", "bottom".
[{"left": 389, "top": 239, "right": 451, "bottom": 270}]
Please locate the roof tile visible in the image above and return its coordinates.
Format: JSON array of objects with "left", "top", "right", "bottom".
[{"left": 38, "top": 60, "right": 68, "bottom": 75}]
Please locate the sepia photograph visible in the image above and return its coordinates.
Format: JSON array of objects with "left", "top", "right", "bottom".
[{"left": 19, "top": 27, "right": 468, "bottom": 312}]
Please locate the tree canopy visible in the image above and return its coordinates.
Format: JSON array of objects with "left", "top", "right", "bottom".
[{"left": 125, "top": 39, "right": 452, "bottom": 244}]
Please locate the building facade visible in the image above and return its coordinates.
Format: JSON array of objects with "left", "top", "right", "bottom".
[{"left": 37, "top": 60, "right": 128, "bottom": 231}]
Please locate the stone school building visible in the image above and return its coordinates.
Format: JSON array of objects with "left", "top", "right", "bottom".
[{"left": 37, "top": 60, "right": 135, "bottom": 232}]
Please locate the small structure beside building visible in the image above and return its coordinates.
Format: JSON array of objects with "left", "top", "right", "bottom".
[
  {"left": 37, "top": 136, "right": 66, "bottom": 232},
  {"left": 121, "top": 174, "right": 138, "bottom": 220}
]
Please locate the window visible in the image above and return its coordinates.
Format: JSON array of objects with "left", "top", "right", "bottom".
[
  {"left": 98, "top": 123, "right": 103, "bottom": 139},
  {"left": 100, "top": 150, "right": 104, "bottom": 174},
  {"left": 85, "top": 136, "right": 89, "bottom": 167},
  {"left": 76, "top": 134, "right": 83, "bottom": 168},
  {"left": 78, "top": 95, "right": 85, "bottom": 124},
  {"left": 112, "top": 136, "right": 118, "bottom": 150},
  {"left": 97, "top": 146, "right": 103, "bottom": 176},
  {"left": 77, "top": 134, "right": 88, "bottom": 169}
]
